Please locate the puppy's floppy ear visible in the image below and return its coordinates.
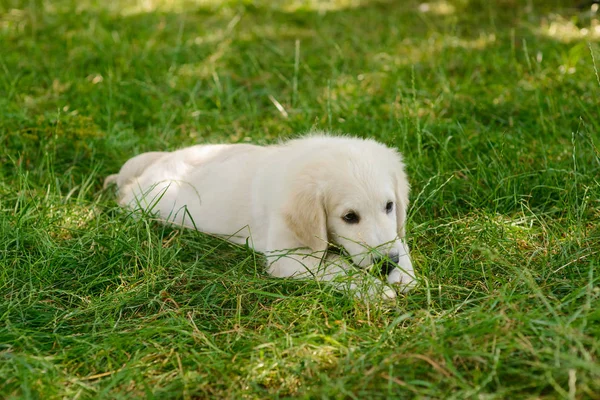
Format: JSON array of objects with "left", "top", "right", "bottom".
[
  {"left": 283, "top": 182, "right": 328, "bottom": 252},
  {"left": 393, "top": 157, "right": 410, "bottom": 238}
]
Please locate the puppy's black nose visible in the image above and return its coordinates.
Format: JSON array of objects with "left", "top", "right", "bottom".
[{"left": 375, "top": 252, "right": 400, "bottom": 276}]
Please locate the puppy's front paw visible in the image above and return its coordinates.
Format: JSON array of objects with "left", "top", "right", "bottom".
[
  {"left": 380, "top": 285, "right": 398, "bottom": 300},
  {"left": 353, "top": 277, "right": 397, "bottom": 301},
  {"left": 387, "top": 267, "right": 416, "bottom": 293}
]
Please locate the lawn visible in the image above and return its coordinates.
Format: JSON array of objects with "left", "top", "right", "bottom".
[{"left": 1, "top": 0, "right": 599, "bottom": 398}]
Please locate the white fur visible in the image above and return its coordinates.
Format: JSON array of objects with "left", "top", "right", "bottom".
[{"left": 105, "top": 134, "right": 415, "bottom": 300}]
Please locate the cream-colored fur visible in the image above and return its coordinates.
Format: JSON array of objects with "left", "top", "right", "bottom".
[{"left": 105, "top": 134, "right": 415, "bottom": 300}]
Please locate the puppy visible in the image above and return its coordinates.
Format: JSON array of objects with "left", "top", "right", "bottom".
[{"left": 105, "top": 134, "right": 415, "bottom": 300}]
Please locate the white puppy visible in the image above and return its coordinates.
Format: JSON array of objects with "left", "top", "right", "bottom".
[{"left": 105, "top": 134, "right": 415, "bottom": 300}]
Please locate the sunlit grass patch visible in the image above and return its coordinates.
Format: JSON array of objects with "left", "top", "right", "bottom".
[{"left": 537, "top": 10, "right": 600, "bottom": 43}]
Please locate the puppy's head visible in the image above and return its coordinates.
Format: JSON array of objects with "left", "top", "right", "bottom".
[{"left": 284, "top": 138, "right": 412, "bottom": 270}]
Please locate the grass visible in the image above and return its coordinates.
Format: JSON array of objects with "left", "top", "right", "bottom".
[{"left": 1, "top": 0, "right": 600, "bottom": 398}]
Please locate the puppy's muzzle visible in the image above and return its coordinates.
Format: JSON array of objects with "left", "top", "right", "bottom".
[{"left": 374, "top": 251, "right": 400, "bottom": 276}]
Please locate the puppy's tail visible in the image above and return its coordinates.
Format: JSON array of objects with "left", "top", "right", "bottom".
[
  {"left": 103, "top": 174, "right": 119, "bottom": 190},
  {"left": 104, "top": 151, "right": 167, "bottom": 190}
]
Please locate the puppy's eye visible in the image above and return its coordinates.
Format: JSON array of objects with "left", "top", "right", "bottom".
[
  {"left": 342, "top": 212, "right": 360, "bottom": 224},
  {"left": 385, "top": 201, "right": 394, "bottom": 214}
]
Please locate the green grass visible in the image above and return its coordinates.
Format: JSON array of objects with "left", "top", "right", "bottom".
[{"left": 1, "top": 0, "right": 600, "bottom": 398}]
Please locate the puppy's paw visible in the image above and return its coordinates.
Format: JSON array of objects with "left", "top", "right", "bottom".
[
  {"left": 387, "top": 267, "right": 416, "bottom": 293},
  {"left": 332, "top": 272, "right": 397, "bottom": 302},
  {"left": 352, "top": 277, "right": 397, "bottom": 301},
  {"left": 380, "top": 285, "right": 398, "bottom": 300}
]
